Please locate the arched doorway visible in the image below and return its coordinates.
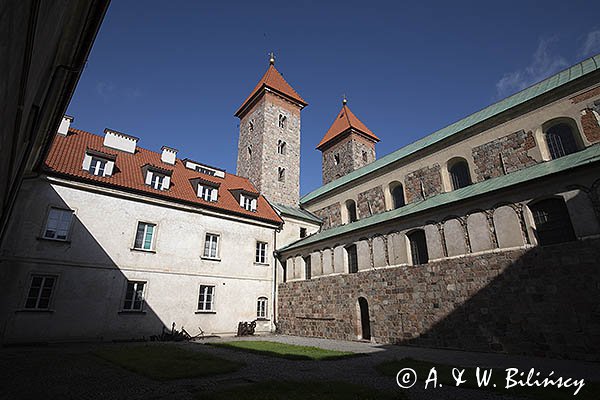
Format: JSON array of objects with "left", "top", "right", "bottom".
[{"left": 357, "top": 297, "right": 371, "bottom": 340}]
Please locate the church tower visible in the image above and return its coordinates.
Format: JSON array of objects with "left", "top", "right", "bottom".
[
  {"left": 235, "top": 54, "right": 307, "bottom": 207},
  {"left": 317, "top": 98, "right": 379, "bottom": 184}
]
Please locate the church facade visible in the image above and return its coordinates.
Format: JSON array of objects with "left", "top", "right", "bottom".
[{"left": 1, "top": 53, "right": 599, "bottom": 360}]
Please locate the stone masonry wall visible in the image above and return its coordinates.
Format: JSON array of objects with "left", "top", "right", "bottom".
[
  {"left": 313, "top": 202, "right": 342, "bottom": 230},
  {"left": 322, "top": 133, "right": 376, "bottom": 185},
  {"left": 581, "top": 109, "right": 600, "bottom": 143},
  {"left": 357, "top": 185, "right": 386, "bottom": 219},
  {"left": 472, "top": 130, "right": 537, "bottom": 181},
  {"left": 278, "top": 238, "right": 600, "bottom": 361},
  {"left": 404, "top": 164, "right": 442, "bottom": 203}
]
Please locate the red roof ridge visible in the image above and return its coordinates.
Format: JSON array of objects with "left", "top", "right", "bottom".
[
  {"left": 235, "top": 64, "right": 307, "bottom": 117},
  {"left": 316, "top": 104, "right": 380, "bottom": 150}
]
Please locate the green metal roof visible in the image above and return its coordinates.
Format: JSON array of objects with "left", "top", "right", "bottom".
[
  {"left": 280, "top": 144, "right": 600, "bottom": 253},
  {"left": 301, "top": 53, "right": 600, "bottom": 205},
  {"left": 272, "top": 203, "right": 322, "bottom": 224}
]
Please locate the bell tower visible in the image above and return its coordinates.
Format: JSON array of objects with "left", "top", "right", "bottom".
[
  {"left": 235, "top": 54, "right": 307, "bottom": 207},
  {"left": 317, "top": 98, "right": 380, "bottom": 184}
]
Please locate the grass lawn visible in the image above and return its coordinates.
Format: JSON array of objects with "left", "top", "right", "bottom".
[
  {"left": 196, "top": 380, "right": 406, "bottom": 400},
  {"left": 209, "top": 340, "right": 358, "bottom": 360},
  {"left": 94, "top": 344, "right": 243, "bottom": 380},
  {"left": 375, "top": 358, "right": 600, "bottom": 400}
]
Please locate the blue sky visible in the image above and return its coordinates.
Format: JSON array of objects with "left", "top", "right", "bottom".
[{"left": 67, "top": 0, "right": 600, "bottom": 196}]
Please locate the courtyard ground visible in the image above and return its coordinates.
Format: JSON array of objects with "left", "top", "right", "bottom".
[{"left": 1, "top": 334, "right": 598, "bottom": 400}]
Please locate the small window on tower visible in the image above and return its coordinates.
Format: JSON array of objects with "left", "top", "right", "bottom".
[
  {"left": 277, "top": 140, "right": 286, "bottom": 155},
  {"left": 248, "top": 120, "right": 254, "bottom": 132},
  {"left": 278, "top": 167, "right": 285, "bottom": 182},
  {"left": 248, "top": 145, "right": 252, "bottom": 157},
  {"left": 278, "top": 114, "right": 287, "bottom": 129},
  {"left": 362, "top": 151, "right": 368, "bottom": 163},
  {"left": 334, "top": 154, "right": 340, "bottom": 165}
]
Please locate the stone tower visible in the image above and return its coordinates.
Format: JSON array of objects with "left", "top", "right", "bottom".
[
  {"left": 317, "top": 99, "right": 379, "bottom": 184},
  {"left": 235, "top": 54, "right": 307, "bottom": 207}
]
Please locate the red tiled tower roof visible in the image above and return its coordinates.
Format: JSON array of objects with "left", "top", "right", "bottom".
[
  {"left": 44, "top": 128, "right": 283, "bottom": 225},
  {"left": 317, "top": 103, "right": 379, "bottom": 150},
  {"left": 235, "top": 61, "right": 307, "bottom": 117}
]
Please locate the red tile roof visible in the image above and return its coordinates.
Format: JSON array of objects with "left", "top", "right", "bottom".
[
  {"left": 44, "top": 128, "right": 283, "bottom": 226},
  {"left": 235, "top": 64, "right": 307, "bottom": 117},
  {"left": 317, "top": 104, "right": 379, "bottom": 150}
]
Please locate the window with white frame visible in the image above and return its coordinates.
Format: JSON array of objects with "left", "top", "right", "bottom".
[
  {"left": 255, "top": 241, "right": 268, "bottom": 264},
  {"left": 89, "top": 157, "right": 107, "bottom": 176},
  {"left": 42, "top": 208, "right": 73, "bottom": 241},
  {"left": 123, "top": 281, "right": 146, "bottom": 311},
  {"left": 151, "top": 173, "right": 165, "bottom": 190},
  {"left": 198, "top": 184, "right": 218, "bottom": 202},
  {"left": 145, "top": 168, "right": 170, "bottom": 191},
  {"left": 198, "top": 285, "right": 215, "bottom": 311},
  {"left": 24, "top": 275, "right": 56, "bottom": 309},
  {"left": 203, "top": 233, "right": 219, "bottom": 259},
  {"left": 257, "top": 297, "right": 268, "bottom": 319},
  {"left": 134, "top": 222, "right": 156, "bottom": 251},
  {"left": 240, "top": 194, "right": 257, "bottom": 212}
]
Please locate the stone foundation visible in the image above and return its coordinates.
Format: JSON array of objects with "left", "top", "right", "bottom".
[{"left": 277, "top": 238, "right": 600, "bottom": 361}]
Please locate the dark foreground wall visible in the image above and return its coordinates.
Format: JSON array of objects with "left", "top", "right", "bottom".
[{"left": 278, "top": 239, "right": 600, "bottom": 361}]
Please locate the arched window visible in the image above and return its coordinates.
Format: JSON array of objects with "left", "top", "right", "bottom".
[
  {"left": 247, "top": 145, "right": 252, "bottom": 157},
  {"left": 278, "top": 167, "right": 285, "bottom": 182},
  {"left": 277, "top": 140, "right": 286, "bottom": 155},
  {"left": 389, "top": 182, "right": 405, "bottom": 209},
  {"left": 362, "top": 151, "right": 368, "bottom": 163},
  {"left": 257, "top": 297, "right": 268, "bottom": 319},
  {"left": 545, "top": 123, "right": 578, "bottom": 159},
  {"left": 303, "top": 255, "right": 311, "bottom": 280},
  {"left": 334, "top": 153, "right": 340, "bottom": 165},
  {"left": 248, "top": 119, "right": 254, "bottom": 132},
  {"left": 448, "top": 158, "right": 471, "bottom": 190},
  {"left": 346, "top": 244, "right": 358, "bottom": 273},
  {"left": 408, "top": 230, "right": 428, "bottom": 265},
  {"left": 278, "top": 114, "right": 287, "bottom": 129},
  {"left": 346, "top": 200, "right": 357, "bottom": 223},
  {"left": 529, "top": 198, "right": 576, "bottom": 245}
]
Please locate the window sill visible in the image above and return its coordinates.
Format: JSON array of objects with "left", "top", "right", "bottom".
[
  {"left": 195, "top": 310, "right": 216, "bottom": 314},
  {"left": 256, "top": 318, "right": 270, "bottom": 321},
  {"left": 130, "top": 248, "right": 156, "bottom": 254},
  {"left": 201, "top": 256, "right": 221, "bottom": 262},
  {"left": 36, "top": 237, "right": 70, "bottom": 243},
  {"left": 118, "top": 310, "right": 147, "bottom": 315},
  {"left": 15, "top": 309, "right": 55, "bottom": 313},
  {"left": 254, "top": 262, "right": 270, "bottom": 266}
]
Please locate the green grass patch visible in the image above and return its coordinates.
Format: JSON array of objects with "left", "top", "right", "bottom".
[
  {"left": 94, "top": 344, "right": 243, "bottom": 380},
  {"left": 376, "top": 358, "right": 600, "bottom": 400},
  {"left": 209, "top": 341, "right": 358, "bottom": 360},
  {"left": 196, "top": 380, "right": 406, "bottom": 400}
]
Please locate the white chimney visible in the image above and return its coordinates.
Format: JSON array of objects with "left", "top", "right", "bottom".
[
  {"left": 57, "top": 115, "right": 74, "bottom": 136},
  {"left": 103, "top": 128, "right": 138, "bottom": 154},
  {"left": 161, "top": 146, "right": 178, "bottom": 165}
]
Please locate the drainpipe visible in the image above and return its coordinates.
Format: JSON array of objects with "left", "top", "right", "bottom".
[{"left": 271, "top": 227, "right": 280, "bottom": 333}]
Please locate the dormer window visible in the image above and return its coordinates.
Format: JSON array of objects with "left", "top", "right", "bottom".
[
  {"left": 82, "top": 148, "right": 116, "bottom": 177},
  {"left": 198, "top": 184, "right": 218, "bottom": 202},
  {"left": 278, "top": 114, "right": 287, "bottom": 129},
  {"left": 240, "top": 194, "right": 257, "bottom": 212},
  {"left": 143, "top": 164, "right": 172, "bottom": 191}
]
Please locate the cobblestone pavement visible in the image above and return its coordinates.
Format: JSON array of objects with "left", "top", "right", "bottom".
[{"left": 1, "top": 334, "right": 597, "bottom": 400}]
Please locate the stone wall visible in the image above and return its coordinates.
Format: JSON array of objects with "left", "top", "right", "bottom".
[
  {"left": 404, "top": 164, "right": 442, "bottom": 203},
  {"left": 581, "top": 109, "right": 600, "bottom": 143},
  {"left": 472, "top": 130, "right": 537, "bottom": 181},
  {"left": 357, "top": 185, "right": 386, "bottom": 218},
  {"left": 313, "top": 202, "right": 342, "bottom": 230},
  {"left": 278, "top": 238, "right": 600, "bottom": 361},
  {"left": 321, "top": 133, "right": 376, "bottom": 185}
]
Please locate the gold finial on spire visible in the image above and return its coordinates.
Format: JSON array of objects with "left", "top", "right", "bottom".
[
  {"left": 342, "top": 94, "right": 347, "bottom": 106},
  {"left": 269, "top": 52, "right": 275, "bottom": 65}
]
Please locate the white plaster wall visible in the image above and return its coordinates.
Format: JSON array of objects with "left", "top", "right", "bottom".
[
  {"left": 322, "top": 248, "right": 333, "bottom": 275},
  {"left": 333, "top": 245, "right": 346, "bottom": 273},
  {"left": 424, "top": 224, "right": 444, "bottom": 259},
  {"left": 310, "top": 251, "right": 322, "bottom": 277},
  {"left": 0, "top": 179, "right": 277, "bottom": 341},
  {"left": 357, "top": 240, "right": 371, "bottom": 271},
  {"left": 562, "top": 190, "right": 600, "bottom": 238},
  {"left": 387, "top": 232, "right": 407, "bottom": 266},
  {"left": 372, "top": 236, "right": 387, "bottom": 268},
  {"left": 493, "top": 206, "right": 523, "bottom": 248},
  {"left": 444, "top": 219, "right": 466, "bottom": 257}
]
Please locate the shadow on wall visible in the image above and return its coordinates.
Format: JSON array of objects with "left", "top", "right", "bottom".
[
  {"left": 0, "top": 182, "right": 170, "bottom": 343},
  {"left": 277, "top": 190, "right": 600, "bottom": 361}
]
